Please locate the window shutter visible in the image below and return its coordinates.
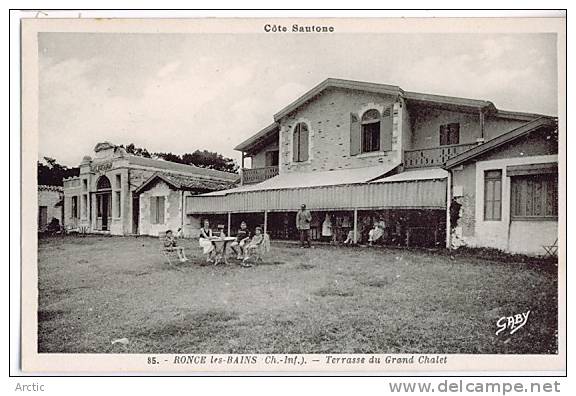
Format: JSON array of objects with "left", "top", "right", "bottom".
[
  {"left": 300, "top": 125, "right": 309, "bottom": 162},
  {"left": 380, "top": 105, "right": 393, "bottom": 151},
  {"left": 440, "top": 125, "right": 448, "bottom": 146},
  {"left": 449, "top": 123, "right": 460, "bottom": 145},
  {"left": 158, "top": 197, "right": 165, "bottom": 224},
  {"left": 150, "top": 197, "right": 157, "bottom": 224},
  {"left": 292, "top": 125, "right": 300, "bottom": 162},
  {"left": 350, "top": 112, "right": 361, "bottom": 155}
]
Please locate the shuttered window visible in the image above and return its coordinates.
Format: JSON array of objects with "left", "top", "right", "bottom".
[
  {"left": 484, "top": 170, "right": 502, "bottom": 221},
  {"left": 150, "top": 196, "right": 165, "bottom": 224},
  {"left": 361, "top": 109, "right": 381, "bottom": 153},
  {"left": 380, "top": 105, "right": 393, "bottom": 151},
  {"left": 350, "top": 112, "right": 361, "bottom": 156},
  {"left": 511, "top": 174, "right": 558, "bottom": 220},
  {"left": 292, "top": 123, "right": 309, "bottom": 162},
  {"left": 440, "top": 123, "right": 460, "bottom": 146}
]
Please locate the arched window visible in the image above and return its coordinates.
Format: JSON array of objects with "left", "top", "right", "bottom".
[
  {"left": 361, "top": 109, "right": 381, "bottom": 153},
  {"left": 292, "top": 122, "right": 309, "bottom": 162},
  {"left": 96, "top": 175, "right": 111, "bottom": 190}
]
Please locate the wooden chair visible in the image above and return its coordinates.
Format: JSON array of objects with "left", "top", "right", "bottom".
[
  {"left": 243, "top": 233, "right": 271, "bottom": 264},
  {"left": 543, "top": 238, "right": 558, "bottom": 258},
  {"left": 159, "top": 232, "right": 183, "bottom": 270}
]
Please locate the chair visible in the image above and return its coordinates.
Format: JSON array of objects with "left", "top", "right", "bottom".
[
  {"left": 543, "top": 238, "right": 558, "bottom": 258},
  {"left": 244, "top": 233, "right": 271, "bottom": 264},
  {"left": 159, "top": 232, "right": 183, "bottom": 270}
]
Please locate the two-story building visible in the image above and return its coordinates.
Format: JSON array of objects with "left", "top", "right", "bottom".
[
  {"left": 185, "top": 78, "right": 558, "bottom": 254},
  {"left": 63, "top": 142, "right": 238, "bottom": 237}
]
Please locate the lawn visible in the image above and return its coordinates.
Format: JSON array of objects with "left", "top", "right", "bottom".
[{"left": 37, "top": 235, "right": 558, "bottom": 354}]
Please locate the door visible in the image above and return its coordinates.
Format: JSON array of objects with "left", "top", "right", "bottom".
[
  {"left": 101, "top": 194, "right": 109, "bottom": 231},
  {"left": 132, "top": 196, "right": 139, "bottom": 234},
  {"left": 38, "top": 206, "right": 47, "bottom": 230}
]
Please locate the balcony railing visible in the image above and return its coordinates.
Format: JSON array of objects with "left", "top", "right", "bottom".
[
  {"left": 404, "top": 143, "right": 478, "bottom": 169},
  {"left": 241, "top": 166, "right": 279, "bottom": 185}
]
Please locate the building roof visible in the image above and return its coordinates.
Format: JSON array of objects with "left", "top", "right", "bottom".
[
  {"left": 201, "top": 163, "right": 400, "bottom": 196},
  {"left": 126, "top": 155, "right": 239, "bottom": 182},
  {"left": 237, "top": 78, "right": 550, "bottom": 154},
  {"left": 38, "top": 185, "right": 64, "bottom": 192},
  {"left": 444, "top": 117, "right": 558, "bottom": 169},
  {"left": 133, "top": 172, "right": 236, "bottom": 195},
  {"left": 371, "top": 167, "right": 448, "bottom": 183},
  {"left": 234, "top": 123, "right": 279, "bottom": 154}
]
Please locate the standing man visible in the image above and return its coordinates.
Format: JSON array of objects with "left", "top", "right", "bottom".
[{"left": 296, "top": 203, "right": 312, "bottom": 248}]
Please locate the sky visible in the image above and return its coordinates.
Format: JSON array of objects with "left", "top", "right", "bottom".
[{"left": 38, "top": 32, "right": 558, "bottom": 167}]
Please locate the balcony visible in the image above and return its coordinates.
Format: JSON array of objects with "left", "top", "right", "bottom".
[
  {"left": 404, "top": 143, "right": 478, "bottom": 169},
  {"left": 241, "top": 166, "right": 279, "bottom": 185}
]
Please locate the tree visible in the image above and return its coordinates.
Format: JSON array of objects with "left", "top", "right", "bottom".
[
  {"left": 120, "top": 143, "right": 238, "bottom": 173},
  {"left": 37, "top": 157, "right": 79, "bottom": 186}
]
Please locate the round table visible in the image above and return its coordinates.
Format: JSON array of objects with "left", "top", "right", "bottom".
[{"left": 208, "top": 236, "right": 237, "bottom": 265}]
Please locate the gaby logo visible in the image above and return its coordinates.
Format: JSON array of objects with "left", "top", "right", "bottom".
[{"left": 496, "top": 310, "right": 531, "bottom": 336}]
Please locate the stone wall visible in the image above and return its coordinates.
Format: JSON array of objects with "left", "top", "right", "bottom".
[{"left": 278, "top": 87, "right": 402, "bottom": 174}]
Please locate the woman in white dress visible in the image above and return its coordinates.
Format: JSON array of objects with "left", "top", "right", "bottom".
[
  {"left": 199, "top": 220, "right": 215, "bottom": 262},
  {"left": 321, "top": 213, "right": 332, "bottom": 243}
]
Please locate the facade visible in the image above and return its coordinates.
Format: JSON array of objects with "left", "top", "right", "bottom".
[
  {"left": 445, "top": 118, "right": 558, "bottom": 255},
  {"left": 38, "top": 185, "right": 63, "bottom": 231},
  {"left": 186, "top": 78, "right": 558, "bottom": 254},
  {"left": 63, "top": 142, "right": 238, "bottom": 237}
]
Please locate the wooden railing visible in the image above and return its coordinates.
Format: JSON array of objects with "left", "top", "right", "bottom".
[
  {"left": 241, "top": 166, "right": 279, "bottom": 185},
  {"left": 404, "top": 143, "right": 477, "bottom": 169}
]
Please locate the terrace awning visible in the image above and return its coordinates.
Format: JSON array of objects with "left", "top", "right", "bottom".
[{"left": 186, "top": 166, "right": 447, "bottom": 214}]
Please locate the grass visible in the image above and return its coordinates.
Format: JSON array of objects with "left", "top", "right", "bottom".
[{"left": 37, "top": 235, "right": 558, "bottom": 354}]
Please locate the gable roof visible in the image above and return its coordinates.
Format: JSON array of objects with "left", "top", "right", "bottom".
[
  {"left": 238, "top": 78, "right": 552, "bottom": 154},
  {"left": 444, "top": 117, "right": 558, "bottom": 169},
  {"left": 234, "top": 123, "right": 279, "bottom": 154},
  {"left": 273, "top": 78, "right": 402, "bottom": 121},
  {"left": 127, "top": 155, "right": 238, "bottom": 182},
  {"left": 134, "top": 172, "right": 236, "bottom": 195}
]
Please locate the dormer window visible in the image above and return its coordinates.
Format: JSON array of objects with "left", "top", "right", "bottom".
[
  {"left": 361, "top": 109, "right": 381, "bottom": 153},
  {"left": 292, "top": 122, "right": 309, "bottom": 162},
  {"left": 440, "top": 123, "right": 460, "bottom": 146}
]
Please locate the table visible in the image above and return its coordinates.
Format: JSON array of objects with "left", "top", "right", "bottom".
[{"left": 209, "top": 236, "right": 237, "bottom": 265}]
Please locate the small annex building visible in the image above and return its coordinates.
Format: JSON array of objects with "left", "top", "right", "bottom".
[{"left": 63, "top": 142, "right": 238, "bottom": 237}]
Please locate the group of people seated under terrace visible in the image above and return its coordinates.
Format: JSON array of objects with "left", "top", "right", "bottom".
[{"left": 161, "top": 202, "right": 421, "bottom": 268}]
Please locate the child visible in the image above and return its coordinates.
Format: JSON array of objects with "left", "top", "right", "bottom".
[
  {"left": 230, "top": 221, "right": 251, "bottom": 260},
  {"left": 242, "top": 226, "right": 265, "bottom": 267},
  {"left": 164, "top": 229, "right": 188, "bottom": 262}
]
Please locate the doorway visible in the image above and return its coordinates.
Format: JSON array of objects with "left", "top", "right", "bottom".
[{"left": 132, "top": 196, "right": 139, "bottom": 234}]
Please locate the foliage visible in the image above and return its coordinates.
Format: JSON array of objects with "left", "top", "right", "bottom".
[{"left": 37, "top": 157, "right": 79, "bottom": 186}]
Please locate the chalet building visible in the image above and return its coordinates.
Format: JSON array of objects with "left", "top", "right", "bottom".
[
  {"left": 38, "top": 185, "right": 64, "bottom": 231},
  {"left": 186, "top": 78, "right": 558, "bottom": 255},
  {"left": 62, "top": 142, "right": 238, "bottom": 237}
]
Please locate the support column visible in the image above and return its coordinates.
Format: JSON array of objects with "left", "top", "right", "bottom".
[
  {"left": 446, "top": 171, "right": 452, "bottom": 249},
  {"left": 227, "top": 212, "right": 231, "bottom": 236},
  {"left": 263, "top": 210, "right": 268, "bottom": 235},
  {"left": 353, "top": 208, "right": 358, "bottom": 244}
]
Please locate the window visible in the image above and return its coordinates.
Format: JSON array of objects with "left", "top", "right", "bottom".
[
  {"left": 82, "top": 194, "right": 88, "bottom": 218},
  {"left": 484, "top": 170, "right": 502, "bottom": 221},
  {"left": 292, "top": 123, "right": 309, "bottom": 162},
  {"left": 150, "top": 196, "right": 165, "bottom": 224},
  {"left": 440, "top": 123, "right": 460, "bottom": 146},
  {"left": 511, "top": 174, "right": 558, "bottom": 219},
  {"left": 82, "top": 179, "right": 88, "bottom": 192},
  {"left": 71, "top": 196, "right": 78, "bottom": 219},
  {"left": 265, "top": 150, "right": 279, "bottom": 167},
  {"left": 361, "top": 109, "right": 381, "bottom": 153},
  {"left": 97, "top": 175, "right": 111, "bottom": 190},
  {"left": 115, "top": 174, "right": 122, "bottom": 189},
  {"left": 115, "top": 191, "right": 121, "bottom": 218}
]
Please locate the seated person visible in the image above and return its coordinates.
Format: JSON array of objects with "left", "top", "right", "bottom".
[
  {"left": 164, "top": 229, "right": 188, "bottom": 262},
  {"left": 242, "top": 226, "right": 266, "bottom": 267},
  {"left": 368, "top": 220, "right": 386, "bottom": 246},
  {"left": 230, "top": 221, "right": 251, "bottom": 260},
  {"left": 343, "top": 230, "right": 355, "bottom": 245},
  {"left": 199, "top": 220, "right": 215, "bottom": 263}
]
